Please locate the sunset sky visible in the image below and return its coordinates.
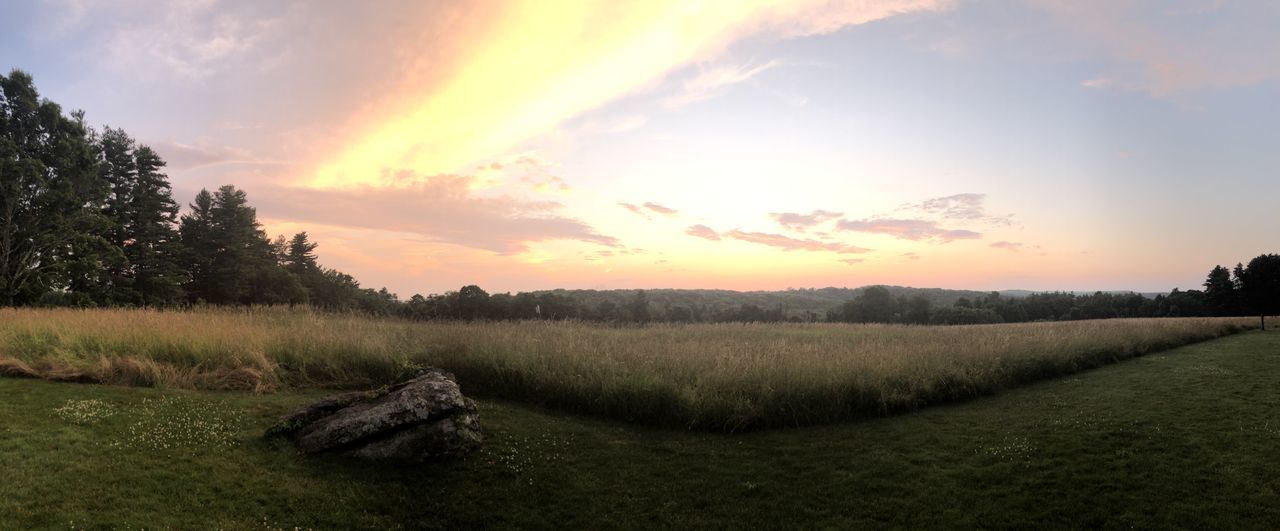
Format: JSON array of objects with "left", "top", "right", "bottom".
[{"left": 3, "top": 0, "right": 1277, "bottom": 296}]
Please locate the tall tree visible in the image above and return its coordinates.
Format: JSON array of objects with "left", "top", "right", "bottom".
[
  {"left": 1203, "top": 265, "right": 1239, "bottom": 317},
  {"left": 283, "top": 232, "right": 320, "bottom": 275},
  {"left": 95, "top": 127, "right": 137, "bottom": 303},
  {"left": 126, "top": 145, "right": 184, "bottom": 305},
  {"left": 0, "top": 70, "right": 111, "bottom": 305},
  {"left": 179, "top": 185, "right": 303, "bottom": 305},
  {"left": 179, "top": 189, "right": 217, "bottom": 303},
  {"left": 1238, "top": 254, "right": 1280, "bottom": 330}
]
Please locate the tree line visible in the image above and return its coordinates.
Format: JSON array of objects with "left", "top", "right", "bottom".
[
  {"left": 4, "top": 68, "right": 1277, "bottom": 326},
  {"left": 826, "top": 256, "right": 1279, "bottom": 329},
  {"left": 1, "top": 69, "right": 395, "bottom": 310}
]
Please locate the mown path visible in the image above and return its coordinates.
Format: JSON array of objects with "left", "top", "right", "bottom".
[{"left": 2, "top": 330, "right": 1278, "bottom": 529}]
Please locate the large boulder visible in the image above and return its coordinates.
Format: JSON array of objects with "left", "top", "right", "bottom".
[{"left": 266, "top": 369, "right": 482, "bottom": 461}]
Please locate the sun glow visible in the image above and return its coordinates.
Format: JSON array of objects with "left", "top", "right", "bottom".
[{"left": 308, "top": 0, "right": 949, "bottom": 189}]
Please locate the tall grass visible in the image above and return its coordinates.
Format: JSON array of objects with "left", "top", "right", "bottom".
[{"left": 0, "top": 307, "right": 1255, "bottom": 430}]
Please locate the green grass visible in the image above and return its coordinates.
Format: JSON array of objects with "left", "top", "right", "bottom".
[
  {"left": 3, "top": 330, "right": 1280, "bottom": 529},
  {"left": 0, "top": 308, "right": 1257, "bottom": 430}
]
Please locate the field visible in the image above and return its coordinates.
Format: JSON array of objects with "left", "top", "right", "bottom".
[
  {"left": 0, "top": 308, "right": 1257, "bottom": 430},
  {"left": 2, "top": 329, "right": 1279, "bottom": 528}
]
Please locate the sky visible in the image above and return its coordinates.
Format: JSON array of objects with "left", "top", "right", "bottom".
[{"left": 3, "top": 0, "right": 1278, "bottom": 296}]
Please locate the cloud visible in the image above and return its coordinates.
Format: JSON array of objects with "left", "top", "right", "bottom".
[
  {"left": 839, "top": 258, "right": 865, "bottom": 265},
  {"left": 662, "top": 60, "right": 779, "bottom": 109},
  {"left": 252, "top": 173, "right": 617, "bottom": 255},
  {"left": 618, "top": 203, "right": 648, "bottom": 218},
  {"left": 990, "top": 241, "right": 1023, "bottom": 251},
  {"left": 310, "top": 0, "right": 953, "bottom": 188},
  {"left": 837, "top": 218, "right": 982, "bottom": 243},
  {"left": 150, "top": 141, "right": 288, "bottom": 171},
  {"left": 620, "top": 201, "right": 678, "bottom": 219},
  {"left": 1036, "top": 0, "right": 1280, "bottom": 98},
  {"left": 904, "top": 193, "right": 985, "bottom": 220},
  {"left": 726, "top": 230, "right": 871, "bottom": 254},
  {"left": 898, "top": 192, "right": 1014, "bottom": 227},
  {"left": 520, "top": 175, "right": 571, "bottom": 194},
  {"left": 643, "top": 202, "right": 678, "bottom": 216},
  {"left": 770, "top": 209, "right": 842, "bottom": 231},
  {"left": 1081, "top": 78, "right": 1113, "bottom": 89},
  {"left": 903, "top": 252, "right": 920, "bottom": 260},
  {"left": 96, "top": 1, "right": 281, "bottom": 81},
  {"left": 685, "top": 224, "right": 721, "bottom": 240}
]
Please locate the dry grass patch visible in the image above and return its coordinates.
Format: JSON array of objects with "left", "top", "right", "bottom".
[{"left": 0, "top": 307, "right": 1256, "bottom": 430}]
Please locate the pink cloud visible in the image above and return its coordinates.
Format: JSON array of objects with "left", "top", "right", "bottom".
[
  {"left": 836, "top": 218, "right": 981, "bottom": 243},
  {"left": 769, "top": 209, "right": 842, "bottom": 231},
  {"left": 643, "top": 202, "right": 679, "bottom": 216},
  {"left": 726, "top": 230, "right": 871, "bottom": 254},
  {"left": 686, "top": 224, "right": 721, "bottom": 240},
  {"left": 990, "top": 241, "right": 1023, "bottom": 251},
  {"left": 252, "top": 174, "right": 618, "bottom": 255}
]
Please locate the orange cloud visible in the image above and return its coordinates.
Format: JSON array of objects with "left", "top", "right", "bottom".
[{"left": 309, "top": 0, "right": 953, "bottom": 189}]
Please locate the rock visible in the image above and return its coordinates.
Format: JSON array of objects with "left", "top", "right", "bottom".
[{"left": 266, "top": 369, "right": 482, "bottom": 461}]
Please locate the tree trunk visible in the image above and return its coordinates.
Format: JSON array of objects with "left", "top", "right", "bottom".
[{"left": 1262, "top": 314, "right": 1267, "bottom": 331}]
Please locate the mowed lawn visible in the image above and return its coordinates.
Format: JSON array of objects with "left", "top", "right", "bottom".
[{"left": 2, "top": 330, "right": 1280, "bottom": 529}]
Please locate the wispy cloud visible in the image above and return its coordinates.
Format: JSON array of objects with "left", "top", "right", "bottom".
[
  {"left": 643, "top": 202, "right": 678, "bottom": 216},
  {"left": 769, "top": 209, "right": 842, "bottom": 232},
  {"left": 150, "top": 141, "right": 289, "bottom": 171},
  {"left": 990, "top": 241, "right": 1023, "bottom": 251},
  {"left": 898, "top": 192, "right": 1014, "bottom": 227},
  {"left": 311, "top": 0, "right": 952, "bottom": 187},
  {"left": 620, "top": 202, "right": 679, "bottom": 219},
  {"left": 686, "top": 224, "right": 721, "bottom": 240},
  {"left": 254, "top": 174, "right": 617, "bottom": 255},
  {"left": 837, "top": 218, "right": 982, "bottom": 243},
  {"left": 663, "top": 60, "right": 779, "bottom": 109},
  {"left": 96, "top": 1, "right": 281, "bottom": 81},
  {"left": 1037, "top": 0, "right": 1280, "bottom": 98},
  {"left": 727, "top": 230, "right": 871, "bottom": 254}
]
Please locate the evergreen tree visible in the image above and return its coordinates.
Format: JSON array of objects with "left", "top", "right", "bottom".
[
  {"left": 1203, "top": 265, "right": 1239, "bottom": 316},
  {"left": 179, "top": 189, "right": 217, "bottom": 303},
  {"left": 283, "top": 232, "right": 320, "bottom": 275},
  {"left": 126, "top": 145, "right": 184, "bottom": 305},
  {"left": 96, "top": 127, "right": 137, "bottom": 303}
]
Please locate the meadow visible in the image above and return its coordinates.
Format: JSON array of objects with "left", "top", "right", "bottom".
[
  {"left": 0, "top": 308, "right": 1255, "bottom": 430},
  {"left": 3, "top": 329, "right": 1279, "bottom": 528}
]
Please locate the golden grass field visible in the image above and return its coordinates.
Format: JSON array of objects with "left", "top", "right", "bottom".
[{"left": 0, "top": 308, "right": 1257, "bottom": 430}]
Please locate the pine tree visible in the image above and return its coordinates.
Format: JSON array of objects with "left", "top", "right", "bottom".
[
  {"left": 179, "top": 189, "right": 217, "bottom": 303},
  {"left": 127, "top": 145, "right": 184, "bottom": 306},
  {"left": 208, "top": 185, "right": 272, "bottom": 304},
  {"left": 1203, "top": 265, "right": 1239, "bottom": 316},
  {"left": 283, "top": 232, "right": 320, "bottom": 274},
  {"left": 180, "top": 185, "right": 306, "bottom": 305}
]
